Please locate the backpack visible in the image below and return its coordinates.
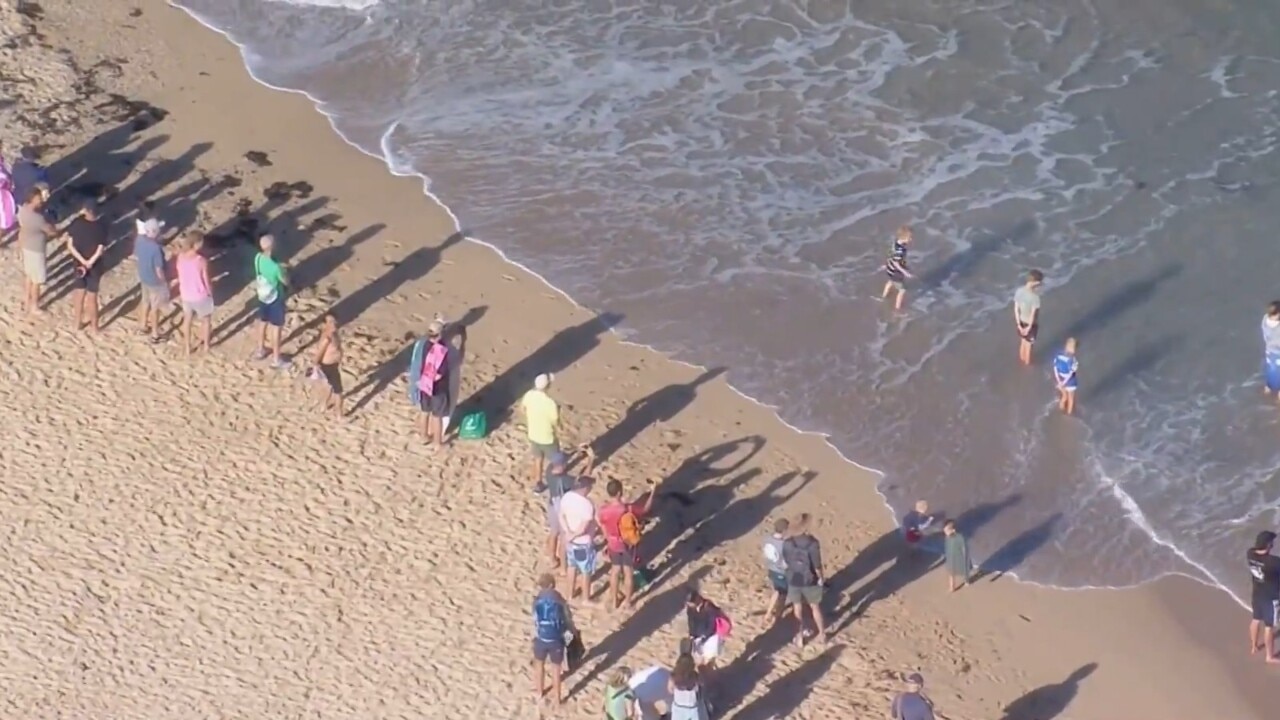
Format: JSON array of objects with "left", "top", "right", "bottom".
[
  {"left": 713, "top": 612, "right": 733, "bottom": 639},
  {"left": 457, "top": 411, "right": 487, "bottom": 440},
  {"left": 618, "top": 510, "right": 642, "bottom": 547},
  {"left": 533, "top": 594, "right": 566, "bottom": 644},
  {"left": 253, "top": 254, "right": 278, "bottom": 304},
  {"left": 416, "top": 341, "right": 449, "bottom": 396},
  {"left": 783, "top": 536, "right": 816, "bottom": 586}
]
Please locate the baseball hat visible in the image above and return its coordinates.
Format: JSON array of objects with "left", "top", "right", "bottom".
[
  {"left": 906, "top": 672, "right": 925, "bottom": 686},
  {"left": 534, "top": 373, "right": 553, "bottom": 390},
  {"left": 1254, "top": 531, "right": 1277, "bottom": 551},
  {"left": 548, "top": 450, "right": 568, "bottom": 469}
]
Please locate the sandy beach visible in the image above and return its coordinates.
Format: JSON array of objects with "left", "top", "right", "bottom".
[{"left": 0, "top": 1, "right": 1273, "bottom": 718}]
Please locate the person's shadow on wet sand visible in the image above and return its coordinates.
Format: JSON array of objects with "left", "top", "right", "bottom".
[
  {"left": 973, "top": 512, "right": 1062, "bottom": 582},
  {"left": 713, "top": 612, "right": 794, "bottom": 714},
  {"left": 1000, "top": 662, "right": 1097, "bottom": 720},
  {"left": 731, "top": 644, "right": 845, "bottom": 720},
  {"left": 1040, "top": 262, "right": 1183, "bottom": 352},
  {"left": 454, "top": 311, "right": 625, "bottom": 432},
  {"left": 590, "top": 366, "right": 727, "bottom": 466},
  {"left": 347, "top": 305, "right": 489, "bottom": 416},
  {"left": 569, "top": 566, "right": 714, "bottom": 698}
]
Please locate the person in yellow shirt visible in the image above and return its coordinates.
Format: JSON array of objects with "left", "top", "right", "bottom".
[{"left": 523, "top": 373, "right": 561, "bottom": 487}]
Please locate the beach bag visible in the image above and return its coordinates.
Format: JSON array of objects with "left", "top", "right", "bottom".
[
  {"left": 457, "top": 411, "right": 487, "bottom": 440},
  {"left": 533, "top": 594, "right": 566, "bottom": 644},
  {"left": 632, "top": 566, "right": 651, "bottom": 591},
  {"left": 618, "top": 510, "right": 642, "bottom": 547},
  {"left": 713, "top": 612, "right": 733, "bottom": 639},
  {"left": 416, "top": 341, "right": 449, "bottom": 396},
  {"left": 253, "top": 255, "right": 278, "bottom": 304},
  {"left": 566, "top": 631, "right": 586, "bottom": 672}
]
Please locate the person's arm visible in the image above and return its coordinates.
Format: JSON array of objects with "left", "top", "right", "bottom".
[
  {"left": 890, "top": 694, "right": 903, "bottom": 720},
  {"left": 65, "top": 234, "right": 87, "bottom": 265},
  {"left": 200, "top": 256, "right": 212, "bottom": 292},
  {"left": 313, "top": 334, "right": 332, "bottom": 365},
  {"left": 811, "top": 539, "right": 825, "bottom": 584},
  {"left": 640, "top": 479, "right": 658, "bottom": 514}
]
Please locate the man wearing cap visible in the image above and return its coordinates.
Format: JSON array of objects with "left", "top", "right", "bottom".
[
  {"left": 522, "top": 373, "right": 561, "bottom": 487},
  {"left": 133, "top": 206, "right": 171, "bottom": 344},
  {"left": 1247, "top": 530, "right": 1280, "bottom": 663},
  {"left": 408, "top": 319, "right": 451, "bottom": 446},
  {"left": 891, "top": 673, "right": 935, "bottom": 720},
  {"left": 542, "top": 450, "right": 574, "bottom": 571}
]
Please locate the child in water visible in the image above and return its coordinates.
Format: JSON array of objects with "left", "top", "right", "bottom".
[
  {"left": 1053, "top": 337, "right": 1079, "bottom": 415},
  {"left": 880, "top": 225, "right": 914, "bottom": 310}
]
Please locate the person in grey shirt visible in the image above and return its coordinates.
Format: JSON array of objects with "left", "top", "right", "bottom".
[
  {"left": 762, "top": 517, "right": 790, "bottom": 622},
  {"left": 16, "top": 185, "right": 67, "bottom": 316},
  {"left": 891, "top": 673, "right": 936, "bottom": 720},
  {"left": 1013, "top": 269, "right": 1044, "bottom": 366}
]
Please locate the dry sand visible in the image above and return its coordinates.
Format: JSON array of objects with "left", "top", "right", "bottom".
[{"left": 0, "top": 1, "right": 1273, "bottom": 717}]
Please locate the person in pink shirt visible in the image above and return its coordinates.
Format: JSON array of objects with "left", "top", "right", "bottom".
[{"left": 175, "top": 231, "right": 215, "bottom": 355}]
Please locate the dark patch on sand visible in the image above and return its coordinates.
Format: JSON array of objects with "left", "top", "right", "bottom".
[
  {"left": 306, "top": 214, "right": 348, "bottom": 234},
  {"left": 264, "top": 181, "right": 314, "bottom": 201},
  {"left": 17, "top": 1, "right": 44, "bottom": 21},
  {"left": 245, "top": 151, "right": 272, "bottom": 167}
]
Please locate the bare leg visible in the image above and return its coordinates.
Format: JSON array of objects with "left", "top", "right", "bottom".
[
  {"left": 1251, "top": 619, "right": 1262, "bottom": 653},
  {"left": 1267, "top": 627, "right": 1280, "bottom": 664},
  {"left": 880, "top": 281, "right": 892, "bottom": 300},
  {"left": 271, "top": 325, "right": 282, "bottom": 364},
  {"left": 332, "top": 390, "right": 344, "bottom": 420},
  {"left": 1065, "top": 391, "right": 1076, "bottom": 416},
  {"left": 72, "top": 289, "right": 83, "bottom": 329},
  {"left": 792, "top": 598, "right": 806, "bottom": 646},
  {"left": 622, "top": 563, "right": 635, "bottom": 607},
  {"left": 545, "top": 533, "right": 561, "bottom": 570},
  {"left": 201, "top": 317, "right": 212, "bottom": 353},
  {"left": 533, "top": 658, "right": 545, "bottom": 698},
  {"left": 565, "top": 565, "right": 580, "bottom": 601},
  {"left": 255, "top": 320, "right": 267, "bottom": 355},
  {"left": 894, "top": 289, "right": 906, "bottom": 311},
  {"left": 183, "top": 311, "right": 193, "bottom": 355},
  {"left": 87, "top": 293, "right": 100, "bottom": 332},
  {"left": 550, "top": 661, "right": 562, "bottom": 706},
  {"left": 417, "top": 412, "right": 430, "bottom": 442},
  {"left": 608, "top": 564, "right": 620, "bottom": 610},
  {"left": 811, "top": 603, "right": 828, "bottom": 640}
]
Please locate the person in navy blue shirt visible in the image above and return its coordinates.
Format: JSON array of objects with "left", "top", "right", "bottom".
[
  {"left": 880, "top": 225, "right": 914, "bottom": 310},
  {"left": 1053, "top": 337, "right": 1079, "bottom": 415}
]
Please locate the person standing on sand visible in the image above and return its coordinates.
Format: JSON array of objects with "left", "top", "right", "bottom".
[
  {"left": 763, "top": 517, "right": 791, "bottom": 623},
  {"left": 176, "top": 231, "right": 214, "bottom": 355},
  {"left": 1260, "top": 303, "right": 1280, "bottom": 402},
  {"left": 668, "top": 652, "right": 711, "bottom": 720},
  {"left": 598, "top": 477, "right": 657, "bottom": 610},
  {"left": 880, "top": 225, "right": 914, "bottom": 311},
  {"left": 522, "top": 373, "right": 561, "bottom": 487},
  {"left": 65, "top": 201, "right": 107, "bottom": 333},
  {"left": 942, "top": 520, "right": 973, "bottom": 593},
  {"left": 891, "top": 673, "right": 936, "bottom": 720},
  {"left": 901, "top": 500, "right": 935, "bottom": 555},
  {"left": 1053, "top": 337, "right": 1079, "bottom": 415},
  {"left": 684, "top": 589, "right": 729, "bottom": 677},
  {"left": 559, "top": 477, "right": 599, "bottom": 603},
  {"left": 407, "top": 319, "right": 450, "bottom": 445},
  {"left": 532, "top": 572, "right": 573, "bottom": 706},
  {"left": 542, "top": 451, "right": 575, "bottom": 572},
  {"left": 252, "top": 235, "right": 290, "bottom": 368},
  {"left": 17, "top": 185, "right": 62, "bottom": 316},
  {"left": 312, "top": 312, "right": 345, "bottom": 419},
  {"left": 1013, "top": 269, "right": 1043, "bottom": 366},
  {"left": 782, "top": 513, "right": 828, "bottom": 647},
  {"left": 1247, "top": 531, "right": 1280, "bottom": 664},
  {"left": 133, "top": 213, "right": 171, "bottom": 344}
]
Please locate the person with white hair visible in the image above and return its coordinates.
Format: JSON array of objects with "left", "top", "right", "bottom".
[
  {"left": 132, "top": 203, "right": 170, "bottom": 343},
  {"left": 522, "top": 372, "right": 561, "bottom": 487},
  {"left": 252, "top": 234, "right": 290, "bottom": 368}
]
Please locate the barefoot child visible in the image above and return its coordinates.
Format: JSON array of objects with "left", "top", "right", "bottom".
[
  {"left": 881, "top": 225, "right": 914, "bottom": 311},
  {"left": 942, "top": 520, "right": 973, "bottom": 592},
  {"left": 1054, "top": 337, "right": 1079, "bottom": 415},
  {"left": 176, "top": 231, "right": 214, "bottom": 355},
  {"left": 312, "top": 313, "right": 344, "bottom": 418}
]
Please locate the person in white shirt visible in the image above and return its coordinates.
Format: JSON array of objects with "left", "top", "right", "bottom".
[{"left": 558, "top": 479, "right": 599, "bottom": 603}]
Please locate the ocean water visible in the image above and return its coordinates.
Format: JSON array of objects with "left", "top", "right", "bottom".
[{"left": 170, "top": 0, "right": 1280, "bottom": 605}]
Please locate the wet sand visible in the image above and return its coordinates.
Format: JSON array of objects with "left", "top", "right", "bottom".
[{"left": 0, "top": 1, "right": 1271, "bottom": 718}]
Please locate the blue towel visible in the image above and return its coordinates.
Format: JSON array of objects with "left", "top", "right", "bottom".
[{"left": 407, "top": 338, "right": 427, "bottom": 405}]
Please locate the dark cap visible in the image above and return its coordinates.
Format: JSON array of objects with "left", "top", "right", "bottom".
[
  {"left": 906, "top": 672, "right": 924, "bottom": 686},
  {"left": 548, "top": 450, "right": 568, "bottom": 469},
  {"left": 1255, "top": 531, "right": 1277, "bottom": 551}
]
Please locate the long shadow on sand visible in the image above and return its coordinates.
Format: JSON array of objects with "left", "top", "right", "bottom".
[
  {"left": 730, "top": 644, "right": 845, "bottom": 720},
  {"left": 1087, "top": 333, "right": 1184, "bottom": 400},
  {"left": 917, "top": 219, "right": 1037, "bottom": 292},
  {"left": 1000, "top": 663, "right": 1097, "bottom": 720},
  {"left": 347, "top": 304, "right": 489, "bottom": 416},
  {"left": 1040, "top": 262, "right": 1183, "bottom": 353},
  {"left": 568, "top": 565, "right": 714, "bottom": 698},
  {"left": 590, "top": 366, "right": 727, "bottom": 466},
  {"left": 825, "top": 492, "right": 1023, "bottom": 634},
  {"left": 974, "top": 512, "right": 1062, "bottom": 582},
  {"left": 453, "top": 311, "right": 625, "bottom": 432}
]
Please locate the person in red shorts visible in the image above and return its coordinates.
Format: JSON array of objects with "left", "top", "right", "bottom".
[{"left": 598, "top": 478, "right": 657, "bottom": 610}]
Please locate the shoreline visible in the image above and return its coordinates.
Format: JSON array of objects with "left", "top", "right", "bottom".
[{"left": 0, "top": 1, "right": 1271, "bottom": 717}]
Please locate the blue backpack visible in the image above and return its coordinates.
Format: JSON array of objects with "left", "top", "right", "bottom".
[{"left": 533, "top": 593, "right": 566, "bottom": 644}]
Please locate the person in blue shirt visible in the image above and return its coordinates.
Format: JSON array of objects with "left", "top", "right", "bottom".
[{"left": 1053, "top": 337, "right": 1079, "bottom": 415}]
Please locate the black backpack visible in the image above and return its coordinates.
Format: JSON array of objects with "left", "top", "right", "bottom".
[{"left": 783, "top": 536, "right": 815, "bottom": 586}]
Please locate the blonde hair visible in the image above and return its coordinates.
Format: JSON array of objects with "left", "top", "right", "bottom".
[
  {"left": 180, "top": 231, "right": 204, "bottom": 252},
  {"left": 896, "top": 225, "right": 913, "bottom": 241},
  {"left": 606, "top": 667, "right": 630, "bottom": 689}
]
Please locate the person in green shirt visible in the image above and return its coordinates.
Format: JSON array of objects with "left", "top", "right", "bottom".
[
  {"left": 942, "top": 520, "right": 973, "bottom": 593},
  {"left": 252, "top": 234, "right": 290, "bottom": 368}
]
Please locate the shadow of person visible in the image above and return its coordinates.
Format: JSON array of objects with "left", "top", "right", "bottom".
[
  {"left": 453, "top": 311, "right": 625, "bottom": 433},
  {"left": 1000, "top": 663, "right": 1097, "bottom": 720},
  {"left": 917, "top": 219, "right": 1037, "bottom": 291},
  {"left": 974, "top": 512, "right": 1063, "bottom": 582},
  {"left": 731, "top": 643, "right": 845, "bottom": 720},
  {"left": 711, "top": 601, "right": 794, "bottom": 714},
  {"left": 591, "top": 366, "right": 728, "bottom": 466},
  {"left": 637, "top": 436, "right": 767, "bottom": 573},
  {"left": 347, "top": 304, "right": 489, "bottom": 417},
  {"left": 658, "top": 470, "right": 817, "bottom": 587},
  {"left": 282, "top": 222, "right": 394, "bottom": 348},
  {"left": 946, "top": 493, "right": 1024, "bottom": 540},
  {"left": 825, "top": 529, "right": 940, "bottom": 636},
  {"left": 1040, "top": 262, "right": 1183, "bottom": 352},
  {"left": 568, "top": 565, "right": 714, "bottom": 698}
]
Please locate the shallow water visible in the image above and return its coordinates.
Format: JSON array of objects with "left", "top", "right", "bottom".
[{"left": 172, "top": 0, "right": 1280, "bottom": 604}]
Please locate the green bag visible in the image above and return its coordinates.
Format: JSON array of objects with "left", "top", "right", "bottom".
[{"left": 457, "top": 411, "right": 487, "bottom": 440}]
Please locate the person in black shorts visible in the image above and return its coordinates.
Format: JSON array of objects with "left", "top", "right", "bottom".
[
  {"left": 65, "top": 202, "right": 108, "bottom": 333},
  {"left": 1247, "top": 530, "right": 1280, "bottom": 663},
  {"left": 1013, "top": 269, "right": 1044, "bottom": 366}
]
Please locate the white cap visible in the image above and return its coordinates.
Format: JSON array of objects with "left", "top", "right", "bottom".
[{"left": 534, "top": 373, "right": 553, "bottom": 390}]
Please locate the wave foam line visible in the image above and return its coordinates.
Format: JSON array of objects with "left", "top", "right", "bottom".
[{"left": 169, "top": 0, "right": 1241, "bottom": 612}]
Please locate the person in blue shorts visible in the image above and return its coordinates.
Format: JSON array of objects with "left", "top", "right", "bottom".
[
  {"left": 1261, "top": 302, "right": 1280, "bottom": 401},
  {"left": 1053, "top": 337, "right": 1079, "bottom": 416},
  {"left": 252, "top": 234, "right": 290, "bottom": 369},
  {"left": 532, "top": 572, "right": 574, "bottom": 706}
]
